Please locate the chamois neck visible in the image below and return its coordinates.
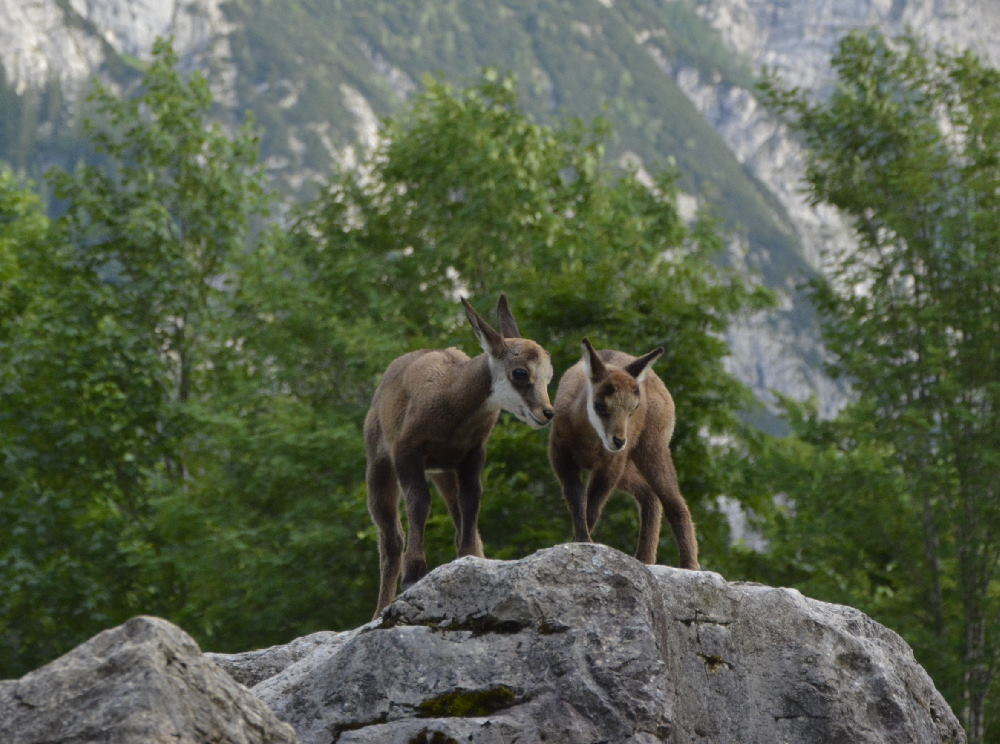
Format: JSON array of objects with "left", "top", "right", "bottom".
[{"left": 457, "top": 353, "right": 497, "bottom": 412}]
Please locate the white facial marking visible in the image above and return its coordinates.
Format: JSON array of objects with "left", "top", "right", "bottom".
[{"left": 586, "top": 384, "right": 616, "bottom": 451}]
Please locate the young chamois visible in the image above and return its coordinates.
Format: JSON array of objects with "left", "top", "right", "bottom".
[
  {"left": 365, "top": 295, "right": 554, "bottom": 616},
  {"left": 548, "top": 338, "right": 699, "bottom": 569}
]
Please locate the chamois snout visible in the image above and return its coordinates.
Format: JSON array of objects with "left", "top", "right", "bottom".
[
  {"left": 523, "top": 401, "right": 556, "bottom": 429},
  {"left": 597, "top": 424, "right": 628, "bottom": 452},
  {"left": 533, "top": 405, "right": 556, "bottom": 427},
  {"left": 526, "top": 386, "right": 556, "bottom": 428}
]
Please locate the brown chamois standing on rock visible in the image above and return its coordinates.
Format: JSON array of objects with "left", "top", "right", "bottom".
[
  {"left": 364, "top": 295, "right": 555, "bottom": 616},
  {"left": 548, "top": 338, "right": 699, "bottom": 569}
]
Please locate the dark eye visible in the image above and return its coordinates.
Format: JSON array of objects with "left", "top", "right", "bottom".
[
  {"left": 512, "top": 367, "right": 530, "bottom": 383},
  {"left": 593, "top": 401, "right": 609, "bottom": 416}
]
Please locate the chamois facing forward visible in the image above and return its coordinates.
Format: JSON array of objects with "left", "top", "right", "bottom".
[
  {"left": 548, "top": 338, "right": 699, "bottom": 569},
  {"left": 365, "top": 295, "right": 555, "bottom": 616}
]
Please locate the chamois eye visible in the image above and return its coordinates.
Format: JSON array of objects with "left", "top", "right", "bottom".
[
  {"left": 594, "top": 401, "right": 609, "bottom": 416},
  {"left": 512, "top": 367, "right": 530, "bottom": 383}
]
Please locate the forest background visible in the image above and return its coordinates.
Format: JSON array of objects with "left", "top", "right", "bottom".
[{"left": 1, "top": 29, "right": 998, "bottom": 743}]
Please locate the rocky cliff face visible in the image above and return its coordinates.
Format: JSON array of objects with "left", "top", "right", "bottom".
[
  {"left": 667, "top": 0, "right": 1000, "bottom": 273},
  {"left": 699, "top": 0, "right": 1000, "bottom": 92},
  {"left": 0, "top": 0, "right": 231, "bottom": 94},
  {"left": 0, "top": 544, "right": 965, "bottom": 743},
  {"left": 642, "top": 0, "right": 1000, "bottom": 416}
]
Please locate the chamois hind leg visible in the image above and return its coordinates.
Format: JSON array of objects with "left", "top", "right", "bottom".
[
  {"left": 638, "top": 449, "right": 699, "bottom": 570},
  {"left": 619, "top": 465, "right": 663, "bottom": 565},
  {"left": 367, "top": 455, "right": 403, "bottom": 617},
  {"left": 429, "top": 470, "right": 465, "bottom": 554},
  {"left": 395, "top": 449, "right": 434, "bottom": 590}
]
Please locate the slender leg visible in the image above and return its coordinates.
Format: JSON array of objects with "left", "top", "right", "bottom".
[
  {"left": 394, "top": 449, "right": 434, "bottom": 589},
  {"left": 638, "top": 449, "right": 699, "bottom": 569},
  {"left": 367, "top": 455, "right": 403, "bottom": 617},
  {"left": 550, "top": 442, "right": 589, "bottom": 542},
  {"left": 619, "top": 465, "right": 663, "bottom": 564},
  {"left": 584, "top": 455, "right": 628, "bottom": 537},
  {"left": 455, "top": 446, "right": 486, "bottom": 558},
  {"left": 429, "top": 471, "right": 463, "bottom": 553}
]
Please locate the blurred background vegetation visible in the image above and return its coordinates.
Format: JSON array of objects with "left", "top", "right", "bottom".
[{"left": 1, "top": 30, "right": 998, "bottom": 742}]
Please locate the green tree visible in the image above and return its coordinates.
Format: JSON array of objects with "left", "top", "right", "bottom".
[
  {"left": 0, "top": 168, "right": 171, "bottom": 674},
  {"left": 1, "top": 38, "right": 272, "bottom": 674},
  {"left": 761, "top": 32, "right": 1000, "bottom": 741},
  {"left": 50, "top": 36, "right": 267, "bottom": 426},
  {"left": 4, "top": 60, "right": 773, "bottom": 674}
]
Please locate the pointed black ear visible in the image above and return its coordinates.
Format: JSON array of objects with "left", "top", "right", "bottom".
[
  {"left": 462, "top": 297, "right": 507, "bottom": 356},
  {"left": 496, "top": 294, "right": 521, "bottom": 338},
  {"left": 580, "top": 338, "right": 607, "bottom": 382},
  {"left": 624, "top": 347, "right": 664, "bottom": 382}
]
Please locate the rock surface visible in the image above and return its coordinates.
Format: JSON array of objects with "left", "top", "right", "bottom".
[
  {"left": 0, "top": 615, "right": 296, "bottom": 744},
  {"left": 0, "top": 0, "right": 232, "bottom": 95},
  {"left": 211, "top": 543, "right": 963, "bottom": 744}
]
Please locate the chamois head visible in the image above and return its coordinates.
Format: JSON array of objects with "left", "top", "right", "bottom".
[
  {"left": 581, "top": 337, "right": 663, "bottom": 452},
  {"left": 461, "top": 295, "right": 555, "bottom": 429}
]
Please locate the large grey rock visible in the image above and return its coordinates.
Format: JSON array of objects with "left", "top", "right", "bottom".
[
  {"left": 0, "top": 615, "right": 296, "bottom": 744},
  {"left": 212, "top": 543, "right": 963, "bottom": 743}
]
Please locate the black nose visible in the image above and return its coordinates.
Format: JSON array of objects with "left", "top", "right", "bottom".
[
  {"left": 543, "top": 408, "right": 555, "bottom": 420},
  {"left": 612, "top": 436, "right": 626, "bottom": 449}
]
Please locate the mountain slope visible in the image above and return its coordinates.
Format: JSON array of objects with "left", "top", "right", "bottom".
[{"left": 1, "top": 0, "right": 996, "bottom": 414}]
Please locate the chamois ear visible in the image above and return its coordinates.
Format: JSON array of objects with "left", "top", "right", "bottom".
[
  {"left": 581, "top": 338, "right": 607, "bottom": 382},
  {"left": 495, "top": 293, "right": 521, "bottom": 338},
  {"left": 462, "top": 297, "right": 507, "bottom": 357},
  {"left": 624, "top": 346, "right": 664, "bottom": 383}
]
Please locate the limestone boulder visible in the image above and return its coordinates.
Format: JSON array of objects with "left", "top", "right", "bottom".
[
  {"left": 0, "top": 615, "right": 296, "bottom": 744},
  {"left": 211, "top": 543, "right": 963, "bottom": 743}
]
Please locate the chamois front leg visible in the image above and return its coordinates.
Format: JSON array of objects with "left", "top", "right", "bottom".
[
  {"left": 619, "top": 465, "right": 664, "bottom": 564},
  {"left": 633, "top": 484, "right": 664, "bottom": 565},
  {"left": 455, "top": 446, "right": 487, "bottom": 558},
  {"left": 394, "top": 449, "right": 434, "bottom": 590},
  {"left": 584, "top": 457, "right": 627, "bottom": 537},
  {"left": 550, "top": 442, "right": 590, "bottom": 542}
]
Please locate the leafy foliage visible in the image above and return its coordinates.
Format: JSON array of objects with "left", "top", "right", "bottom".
[
  {"left": 759, "top": 32, "right": 1000, "bottom": 742},
  {"left": 1, "top": 40, "right": 273, "bottom": 668},
  {"left": 0, "top": 168, "right": 169, "bottom": 671}
]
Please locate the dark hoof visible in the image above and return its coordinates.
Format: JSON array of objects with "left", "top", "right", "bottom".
[{"left": 401, "top": 559, "right": 427, "bottom": 589}]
